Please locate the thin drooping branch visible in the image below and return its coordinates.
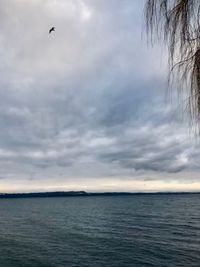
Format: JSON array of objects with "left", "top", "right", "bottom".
[{"left": 145, "top": 0, "right": 200, "bottom": 131}]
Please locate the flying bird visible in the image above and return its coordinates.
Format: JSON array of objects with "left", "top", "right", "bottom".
[{"left": 49, "top": 27, "right": 55, "bottom": 34}]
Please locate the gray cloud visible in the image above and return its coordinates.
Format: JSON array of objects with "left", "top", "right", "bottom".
[{"left": 0, "top": 0, "right": 199, "bottom": 192}]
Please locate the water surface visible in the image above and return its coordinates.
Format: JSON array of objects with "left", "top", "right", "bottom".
[{"left": 0, "top": 194, "right": 200, "bottom": 266}]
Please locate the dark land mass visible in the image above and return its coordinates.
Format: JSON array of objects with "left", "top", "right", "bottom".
[{"left": 0, "top": 191, "right": 200, "bottom": 198}]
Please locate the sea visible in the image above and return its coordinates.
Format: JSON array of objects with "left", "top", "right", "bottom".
[{"left": 0, "top": 194, "right": 200, "bottom": 267}]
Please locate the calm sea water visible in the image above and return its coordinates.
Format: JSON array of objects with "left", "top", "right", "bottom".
[{"left": 0, "top": 194, "right": 200, "bottom": 267}]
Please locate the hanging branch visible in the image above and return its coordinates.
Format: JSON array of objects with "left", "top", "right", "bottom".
[{"left": 145, "top": 0, "right": 200, "bottom": 132}]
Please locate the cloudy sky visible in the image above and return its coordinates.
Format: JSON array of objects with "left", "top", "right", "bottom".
[{"left": 0, "top": 0, "right": 200, "bottom": 193}]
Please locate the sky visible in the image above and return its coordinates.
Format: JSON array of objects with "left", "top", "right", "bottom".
[{"left": 0, "top": 0, "right": 200, "bottom": 193}]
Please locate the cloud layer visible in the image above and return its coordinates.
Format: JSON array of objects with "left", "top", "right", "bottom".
[{"left": 0, "top": 0, "right": 199, "bottom": 192}]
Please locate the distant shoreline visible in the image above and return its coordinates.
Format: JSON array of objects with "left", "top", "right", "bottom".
[{"left": 0, "top": 191, "right": 200, "bottom": 198}]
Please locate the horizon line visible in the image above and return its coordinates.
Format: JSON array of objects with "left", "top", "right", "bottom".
[{"left": 0, "top": 190, "right": 200, "bottom": 199}]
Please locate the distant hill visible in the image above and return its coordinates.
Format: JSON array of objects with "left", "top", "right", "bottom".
[
  {"left": 0, "top": 191, "right": 87, "bottom": 198},
  {"left": 0, "top": 191, "right": 199, "bottom": 198}
]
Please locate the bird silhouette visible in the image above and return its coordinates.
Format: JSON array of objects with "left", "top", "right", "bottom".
[{"left": 49, "top": 27, "right": 55, "bottom": 34}]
